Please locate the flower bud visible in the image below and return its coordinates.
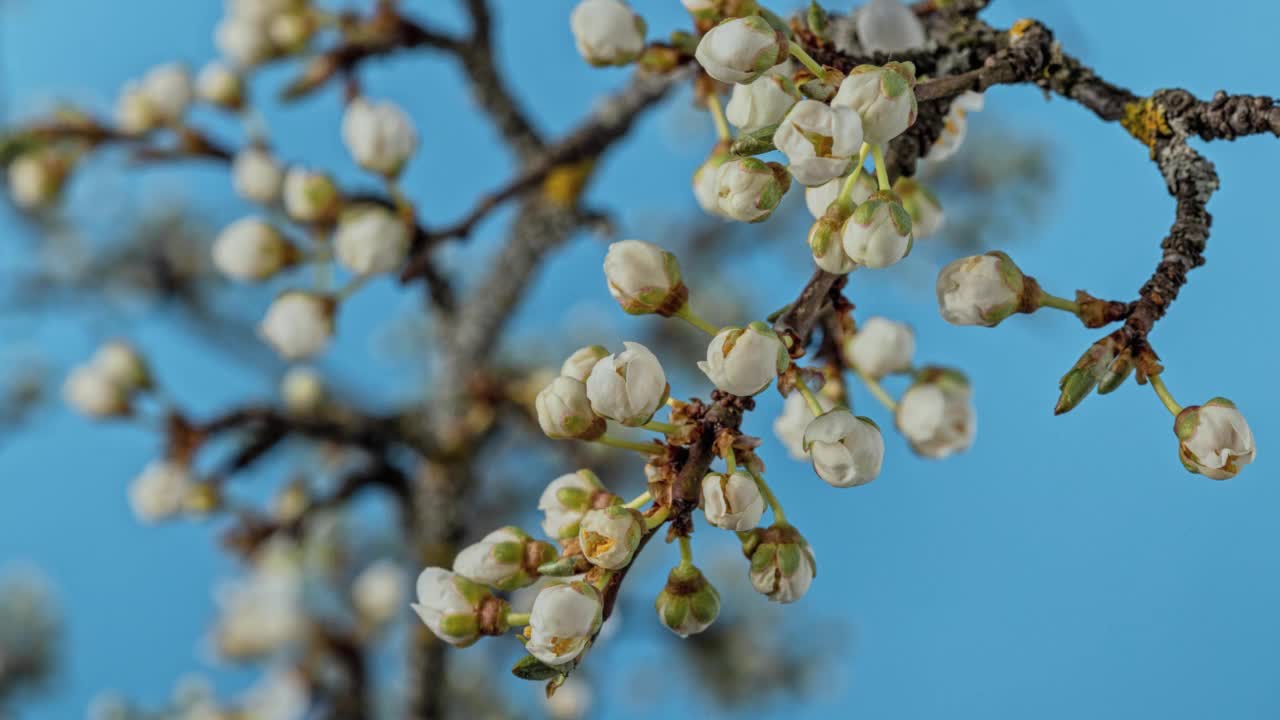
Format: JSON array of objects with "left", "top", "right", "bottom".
[
  {"left": 805, "top": 172, "right": 874, "bottom": 220},
  {"left": 745, "top": 525, "right": 816, "bottom": 603},
  {"left": 454, "top": 526, "right": 559, "bottom": 590},
  {"left": 585, "top": 342, "right": 668, "bottom": 426},
  {"left": 726, "top": 73, "right": 800, "bottom": 132},
  {"left": 715, "top": 157, "right": 789, "bottom": 223},
  {"left": 701, "top": 470, "right": 765, "bottom": 530},
  {"left": 282, "top": 167, "right": 341, "bottom": 224},
  {"left": 569, "top": 0, "right": 647, "bottom": 67},
  {"left": 352, "top": 559, "right": 406, "bottom": 626},
  {"left": 341, "top": 98, "right": 418, "bottom": 178},
  {"left": 926, "top": 108, "right": 968, "bottom": 163},
  {"left": 412, "top": 567, "right": 504, "bottom": 648},
  {"left": 216, "top": 15, "right": 275, "bottom": 68},
  {"left": 269, "top": 10, "right": 315, "bottom": 54},
  {"left": 258, "top": 291, "right": 336, "bottom": 360},
  {"left": 115, "top": 84, "right": 160, "bottom": 135},
  {"left": 213, "top": 217, "right": 298, "bottom": 282},
  {"left": 698, "top": 322, "right": 790, "bottom": 397},
  {"left": 334, "top": 205, "right": 411, "bottom": 276},
  {"left": 1054, "top": 337, "right": 1117, "bottom": 415},
  {"left": 856, "top": 0, "right": 927, "bottom": 54},
  {"left": 603, "top": 240, "right": 687, "bottom": 316},
  {"left": 132, "top": 63, "right": 194, "bottom": 129},
  {"left": 196, "top": 62, "right": 245, "bottom": 110},
  {"left": 7, "top": 150, "right": 69, "bottom": 210},
  {"left": 893, "top": 177, "right": 944, "bottom": 239},
  {"left": 935, "top": 251, "right": 1026, "bottom": 327},
  {"left": 655, "top": 564, "right": 720, "bottom": 637},
  {"left": 128, "top": 459, "right": 193, "bottom": 523},
  {"left": 808, "top": 204, "right": 857, "bottom": 274},
  {"left": 526, "top": 581, "right": 603, "bottom": 666},
  {"left": 694, "top": 15, "right": 788, "bottom": 85},
  {"left": 803, "top": 409, "right": 883, "bottom": 488},
  {"left": 774, "top": 390, "right": 835, "bottom": 460},
  {"left": 91, "top": 340, "right": 151, "bottom": 394},
  {"left": 536, "top": 376, "right": 606, "bottom": 440},
  {"left": 693, "top": 144, "right": 731, "bottom": 217},
  {"left": 896, "top": 367, "right": 975, "bottom": 459},
  {"left": 281, "top": 366, "right": 325, "bottom": 414},
  {"left": 772, "top": 99, "right": 864, "bottom": 187},
  {"left": 843, "top": 316, "right": 914, "bottom": 378},
  {"left": 1174, "top": 398, "right": 1256, "bottom": 480},
  {"left": 63, "top": 365, "right": 130, "bottom": 419},
  {"left": 578, "top": 505, "right": 644, "bottom": 569},
  {"left": 232, "top": 147, "right": 285, "bottom": 205},
  {"left": 561, "top": 345, "right": 609, "bottom": 382},
  {"left": 538, "top": 469, "right": 606, "bottom": 540},
  {"left": 832, "top": 62, "right": 918, "bottom": 144},
  {"left": 841, "top": 190, "right": 913, "bottom": 268}
]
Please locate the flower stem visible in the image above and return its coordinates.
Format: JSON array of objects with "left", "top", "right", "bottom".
[
  {"left": 835, "top": 144, "right": 873, "bottom": 211},
  {"left": 747, "top": 465, "right": 787, "bottom": 526},
  {"left": 505, "top": 612, "right": 531, "bottom": 628},
  {"left": 788, "top": 42, "right": 827, "bottom": 83},
  {"left": 1038, "top": 290, "right": 1082, "bottom": 315},
  {"left": 1149, "top": 374, "right": 1183, "bottom": 416},
  {"left": 678, "top": 535, "right": 694, "bottom": 567},
  {"left": 673, "top": 304, "right": 719, "bottom": 336},
  {"left": 645, "top": 505, "right": 672, "bottom": 530},
  {"left": 724, "top": 446, "right": 738, "bottom": 474},
  {"left": 642, "top": 419, "right": 681, "bottom": 435},
  {"left": 596, "top": 435, "right": 665, "bottom": 456},
  {"left": 853, "top": 364, "right": 898, "bottom": 412},
  {"left": 795, "top": 381, "right": 826, "bottom": 417},
  {"left": 706, "top": 93, "right": 732, "bottom": 141},
  {"left": 624, "top": 491, "right": 652, "bottom": 510},
  {"left": 336, "top": 273, "right": 372, "bottom": 301},
  {"left": 871, "top": 143, "right": 891, "bottom": 191}
]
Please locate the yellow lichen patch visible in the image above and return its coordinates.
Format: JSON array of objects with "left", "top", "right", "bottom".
[
  {"left": 542, "top": 157, "right": 597, "bottom": 209},
  {"left": 1009, "top": 19, "right": 1036, "bottom": 40},
  {"left": 1121, "top": 97, "right": 1172, "bottom": 157}
]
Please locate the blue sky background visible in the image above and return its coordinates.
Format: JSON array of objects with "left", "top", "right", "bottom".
[{"left": 2, "top": 1, "right": 1280, "bottom": 718}]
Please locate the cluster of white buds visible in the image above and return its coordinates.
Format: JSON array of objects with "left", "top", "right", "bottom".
[
  {"left": 698, "top": 322, "right": 790, "bottom": 396},
  {"left": 896, "top": 368, "right": 976, "bottom": 459},
  {"left": 856, "top": 0, "right": 927, "bottom": 54},
  {"left": 569, "top": 0, "right": 647, "bottom": 67},
  {"left": 926, "top": 92, "right": 985, "bottom": 163},
  {"left": 115, "top": 63, "right": 194, "bottom": 135},
  {"left": 215, "top": 0, "right": 313, "bottom": 69},
  {"left": 63, "top": 341, "right": 151, "bottom": 419},
  {"left": 212, "top": 217, "right": 300, "bottom": 282},
  {"left": 232, "top": 147, "right": 285, "bottom": 205},
  {"left": 196, "top": 62, "right": 245, "bottom": 111},
  {"left": 341, "top": 98, "right": 418, "bottom": 178},
  {"left": 333, "top": 205, "right": 412, "bottom": 276},
  {"left": 726, "top": 72, "right": 800, "bottom": 132},
  {"left": 258, "top": 291, "right": 336, "bottom": 360},
  {"left": 1174, "top": 398, "right": 1256, "bottom": 480},
  {"left": 936, "top": 251, "right": 1027, "bottom": 327},
  {"left": 127, "top": 459, "right": 195, "bottom": 523},
  {"left": 694, "top": 15, "right": 788, "bottom": 85},
  {"left": 773, "top": 99, "right": 864, "bottom": 186},
  {"left": 6, "top": 149, "right": 70, "bottom": 211}
]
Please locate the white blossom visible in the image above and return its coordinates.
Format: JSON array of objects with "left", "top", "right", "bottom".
[
  {"left": 1175, "top": 398, "right": 1256, "bottom": 480},
  {"left": 454, "top": 526, "right": 554, "bottom": 590},
  {"left": 561, "top": 345, "right": 609, "bottom": 382},
  {"left": 91, "top": 340, "right": 151, "bottom": 393},
  {"left": 694, "top": 15, "right": 788, "bottom": 85},
  {"left": 115, "top": 83, "right": 159, "bottom": 135},
  {"left": 803, "top": 409, "right": 884, "bottom": 488},
  {"left": 926, "top": 91, "right": 984, "bottom": 163},
  {"left": 269, "top": 11, "right": 314, "bottom": 54},
  {"left": 773, "top": 100, "right": 864, "bottom": 187},
  {"left": 715, "top": 157, "right": 788, "bottom": 223},
  {"left": 334, "top": 205, "right": 411, "bottom": 276},
  {"left": 352, "top": 560, "right": 406, "bottom": 626},
  {"left": 139, "top": 63, "right": 194, "bottom": 125},
  {"left": 258, "top": 291, "right": 335, "bottom": 360},
  {"left": 894, "top": 177, "right": 944, "bottom": 239},
  {"left": 62, "top": 365, "right": 129, "bottom": 419},
  {"left": 603, "top": 240, "right": 685, "bottom": 316},
  {"left": 538, "top": 469, "right": 605, "bottom": 540},
  {"left": 693, "top": 146, "right": 731, "bottom": 217},
  {"left": 579, "top": 506, "right": 644, "bottom": 569},
  {"left": 232, "top": 147, "right": 285, "bottom": 205},
  {"left": 341, "top": 98, "right": 418, "bottom": 177},
  {"left": 536, "top": 376, "right": 605, "bottom": 441},
  {"left": 526, "top": 581, "right": 603, "bottom": 665},
  {"left": 216, "top": 14, "right": 275, "bottom": 68},
  {"left": 701, "top": 470, "right": 765, "bottom": 531},
  {"left": 196, "top": 62, "right": 244, "bottom": 109},
  {"left": 747, "top": 530, "right": 816, "bottom": 603},
  {"left": 7, "top": 151, "right": 66, "bottom": 210},
  {"left": 282, "top": 167, "right": 341, "bottom": 224},
  {"left": 805, "top": 172, "right": 874, "bottom": 220},
  {"left": 841, "top": 190, "right": 913, "bottom": 268},
  {"left": 412, "top": 567, "right": 486, "bottom": 648},
  {"left": 281, "top": 366, "right": 325, "bottom": 414},
  {"left": 935, "top": 251, "right": 1026, "bottom": 327},
  {"left": 128, "top": 460, "right": 193, "bottom": 522},
  {"left": 212, "top": 217, "right": 296, "bottom": 282},
  {"left": 213, "top": 551, "right": 304, "bottom": 659},
  {"left": 832, "top": 62, "right": 918, "bottom": 144},
  {"left": 896, "top": 369, "right": 975, "bottom": 459},
  {"left": 844, "top": 316, "right": 914, "bottom": 378},
  {"left": 698, "top": 322, "right": 789, "bottom": 397},
  {"left": 726, "top": 73, "right": 800, "bottom": 132},
  {"left": 585, "top": 341, "right": 667, "bottom": 426},
  {"left": 856, "top": 0, "right": 927, "bottom": 54},
  {"left": 569, "top": 0, "right": 647, "bottom": 67},
  {"left": 774, "top": 390, "right": 835, "bottom": 460}
]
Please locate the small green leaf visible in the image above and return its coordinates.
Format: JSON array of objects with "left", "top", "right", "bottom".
[{"left": 512, "top": 654, "right": 562, "bottom": 681}]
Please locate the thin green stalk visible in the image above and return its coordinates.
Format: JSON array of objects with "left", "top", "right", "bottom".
[
  {"left": 1038, "top": 290, "right": 1082, "bottom": 315},
  {"left": 788, "top": 42, "right": 827, "bottom": 83},
  {"left": 624, "top": 491, "right": 652, "bottom": 510},
  {"left": 706, "top": 93, "right": 732, "bottom": 141},
  {"left": 724, "top": 446, "right": 738, "bottom": 474},
  {"left": 645, "top": 505, "right": 672, "bottom": 530},
  {"left": 795, "top": 381, "right": 826, "bottom": 417},
  {"left": 853, "top": 365, "right": 898, "bottom": 412},
  {"left": 673, "top": 304, "right": 719, "bottom": 336},
  {"left": 1149, "top": 374, "right": 1183, "bottom": 416},
  {"left": 835, "top": 143, "right": 873, "bottom": 211},
  {"left": 336, "top": 273, "right": 372, "bottom": 301},
  {"left": 505, "top": 612, "right": 530, "bottom": 627},
  {"left": 747, "top": 466, "right": 787, "bottom": 526},
  {"left": 642, "top": 419, "right": 681, "bottom": 435},
  {"left": 596, "top": 435, "right": 665, "bottom": 455},
  {"left": 871, "top": 143, "right": 891, "bottom": 191},
  {"left": 678, "top": 536, "right": 694, "bottom": 568}
]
